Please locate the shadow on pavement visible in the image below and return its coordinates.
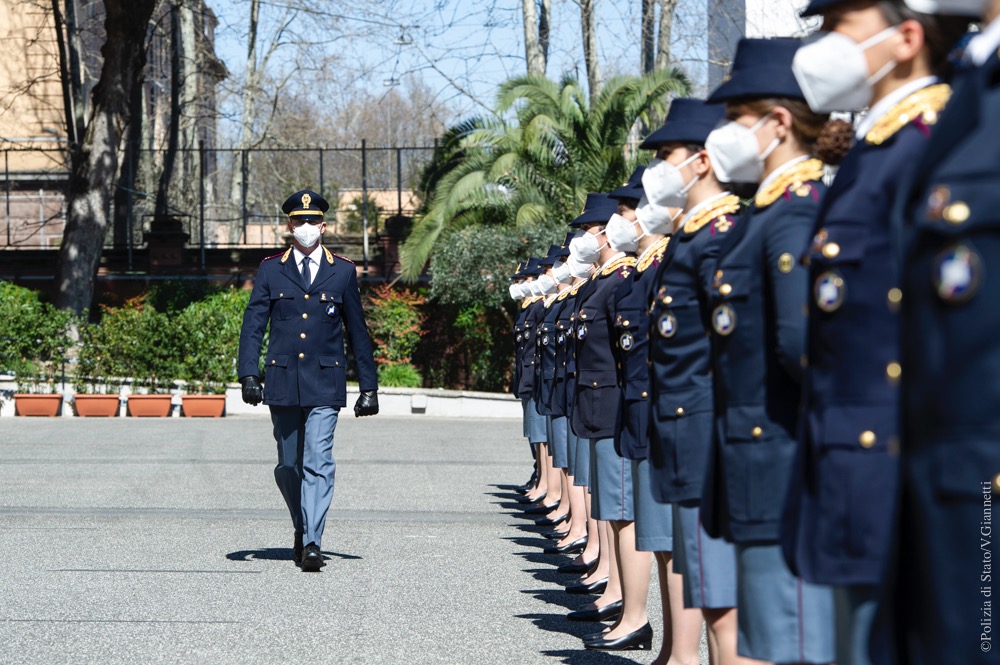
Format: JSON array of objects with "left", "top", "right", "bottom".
[
  {"left": 226, "top": 548, "right": 363, "bottom": 562},
  {"left": 540, "top": 648, "right": 642, "bottom": 664}
]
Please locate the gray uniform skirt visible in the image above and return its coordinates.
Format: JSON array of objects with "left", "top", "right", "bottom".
[
  {"left": 672, "top": 502, "right": 737, "bottom": 609},
  {"left": 546, "top": 416, "right": 569, "bottom": 469},
  {"left": 632, "top": 458, "right": 672, "bottom": 552},
  {"left": 525, "top": 397, "right": 547, "bottom": 444},
  {"left": 589, "top": 437, "right": 634, "bottom": 521},
  {"left": 734, "top": 542, "right": 836, "bottom": 663},
  {"left": 572, "top": 436, "right": 591, "bottom": 486}
]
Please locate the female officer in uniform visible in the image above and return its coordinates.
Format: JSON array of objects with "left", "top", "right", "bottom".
[
  {"left": 646, "top": 98, "right": 748, "bottom": 665},
  {"left": 874, "top": 0, "right": 996, "bottom": 662},
  {"left": 510, "top": 263, "right": 538, "bottom": 495},
  {"left": 565, "top": 194, "right": 636, "bottom": 624},
  {"left": 780, "top": 2, "right": 967, "bottom": 664},
  {"left": 700, "top": 37, "right": 840, "bottom": 664}
]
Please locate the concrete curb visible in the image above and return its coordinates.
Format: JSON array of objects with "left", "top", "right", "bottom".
[{"left": 0, "top": 377, "right": 521, "bottom": 419}]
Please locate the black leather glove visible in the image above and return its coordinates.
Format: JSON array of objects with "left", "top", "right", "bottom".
[
  {"left": 239, "top": 375, "right": 263, "bottom": 406},
  {"left": 354, "top": 390, "right": 379, "bottom": 417}
]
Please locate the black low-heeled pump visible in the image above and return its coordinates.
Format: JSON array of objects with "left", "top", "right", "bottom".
[
  {"left": 584, "top": 623, "right": 653, "bottom": 651},
  {"left": 567, "top": 599, "right": 622, "bottom": 622}
]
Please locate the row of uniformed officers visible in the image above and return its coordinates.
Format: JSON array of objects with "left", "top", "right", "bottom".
[{"left": 506, "top": 0, "right": 998, "bottom": 663}]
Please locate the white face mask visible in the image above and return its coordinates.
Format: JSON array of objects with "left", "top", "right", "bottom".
[
  {"left": 566, "top": 256, "right": 594, "bottom": 279},
  {"left": 509, "top": 283, "right": 524, "bottom": 300},
  {"left": 292, "top": 222, "right": 323, "bottom": 248},
  {"left": 552, "top": 260, "right": 572, "bottom": 284},
  {"left": 635, "top": 195, "right": 682, "bottom": 235},
  {"left": 904, "top": 0, "right": 988, "bottom": 15},
  {"left": 705, "top": 113, "right": 780, "bottom": 183},
  {"left": 606, "top": 213, "right": 645, "bottom": 253},
  {"left": 792, "top": 27, "right": 899, "bottom": 113},
  {"left": 642, "top": 154, "right": 701, "bottom": 208},
  {"left": 569, "top": 229, "right": 607, "bottom": 264},
  {"left": 536, "top": 274, "right": 557, "bottom": 295}
]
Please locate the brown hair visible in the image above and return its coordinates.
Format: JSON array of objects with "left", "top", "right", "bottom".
[
  {"left": 729, "top": 98, "right": 853, "bottom": 166},
  {"left": 877, "top": 0, "right": 971, "bottom": 74}
]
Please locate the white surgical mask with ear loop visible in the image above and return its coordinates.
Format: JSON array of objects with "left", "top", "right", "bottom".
[
  {"left": 792, "top": 26, "right": 900, "bottom": 113},
  {"left": 642, "top": 154, "right": 701, "bottom": 208},
  {"left": 526, "top": 280, "right": 542, "bottom": 296},
  {"left": 509, "top": 283, "right": 525, "bottom": 300},
  {"left": 903, "top": 0, "right": 988, "bottom": 15},
  {"left": 569, "top": 229, "right": 607, "bottom": 264},
  {"left": 552, "top": 260, "right": 573, "bottom": 284},
  {"left": 536, "top": 274, "right": 557, "bottom": 295},
  {"left": 705, "top": 113, "right": 780, "bottom": 183},
  {"left": 635, "top": 195, "right": 682, "bottom": 235},
  {"left": 292, "top": 222, "right": 322, "bottom": 248},
  {"left": 606, "top": 213, "right": 646, "bottom": 253},
  {"left": 566, "top": 256, "right": 594, "bottom": 279}
]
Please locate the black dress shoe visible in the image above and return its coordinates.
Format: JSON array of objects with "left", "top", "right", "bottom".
[
  {"left": 566, "top": 577, "right": 608, "bottom": 595},
  {"left": 518, "top": 493, "right": 547, "bottom": 505},
  {"left": 524, "top": 502, "right": 560, "bottom": 515},
  {"left": 585, "top": 623, "right": 653, "bottom": 650},
  {"left": 544, "top": 536, "right": 587, "bottom": 555},
  {"left": 567, "top": 600, "right": 623, "bottom": 622},
  {"left": 582, "top": 629, "right": 610, "bottom": 642},
  {"left": 544, "top": 529, "right": 569, "bottom": 541},
  {"left": 535, "top": 513, "right": 569, "bottom": 527},
  {"left": 557, "top": 558, "right": 597, "bottom": 574},
  {"left": 300, "top": 543, "right": 324, "bottom": 572},
  {"left": 293, "top": 533, "right": 304, "bottom": 564}
]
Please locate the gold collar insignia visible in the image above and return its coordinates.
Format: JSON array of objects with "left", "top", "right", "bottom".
[
  {"left": 637, "top": 237, "right": 670, "bottom": 273},
  {"left": 600, "top": 256, "right": 638, "bottom": 277},
  {"left": 865, "top": 83, "right": 952, "bottom": 146},
  {"left": 280, "top": 247, "right": 292, "bottom": 263},
  {"left": 755, "top": 158, "right": 825, "bottom": 208},
  {"left": 682, "top": 195, "right": 741, "bottom": 235}
]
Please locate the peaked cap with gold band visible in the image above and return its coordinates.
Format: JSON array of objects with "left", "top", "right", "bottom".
[{"left": 281, "top": 189, "right": 330, "bottom": 221}]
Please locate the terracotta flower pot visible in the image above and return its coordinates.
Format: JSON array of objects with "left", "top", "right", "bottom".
[
  {"left": 181, "top": 394, "right": 226, "bottom": 418},
  {"left": 14, "top": 394, "right": 64, "bottom": 417},
  {"left": 74, "top": 394, "right": 121, "bottom": 417},
  {"left": 126, "top": 394, "right": 173, "bottom": 417}
]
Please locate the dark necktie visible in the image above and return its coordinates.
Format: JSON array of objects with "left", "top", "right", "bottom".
[{"left": 301, "top": 257, "right": 312, "bottom": 290}]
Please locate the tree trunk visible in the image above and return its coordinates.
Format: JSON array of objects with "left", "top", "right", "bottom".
[
  {"left": 539, "top": 0, "right": 551, "bottom": 68},
  {"left": 54, "top": 0, "right": 158, "bottom": 316},
  {"left": 522, "top": 0, "right": 544, "bottom": 76},
  {"left": 641, "top": 0, "right": 656, "bottom": 74},
  {"left": 227, "top": 0, "right": 260, "bottom": 243},
  {"left": 154, "top": 1, "right": 181, "bottom": 219},
  {"left": 580, "top": 0, "right": 601, "bottom": 104},
  {"left": 656, "top": 0, "right": 680, "bottom": 70}
]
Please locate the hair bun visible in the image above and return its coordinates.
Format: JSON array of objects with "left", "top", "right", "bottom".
[{"left": 815, "top": 119, "right": 854, "bottom": 166}]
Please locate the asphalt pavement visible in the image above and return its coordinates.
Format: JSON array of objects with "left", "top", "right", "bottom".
[{"left": 0, "top": 415, "right": 706, "bottom": 664}]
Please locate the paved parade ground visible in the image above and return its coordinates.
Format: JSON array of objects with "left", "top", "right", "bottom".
[{"left": 0, "top": 415, "right": 707, "bottom": 664}]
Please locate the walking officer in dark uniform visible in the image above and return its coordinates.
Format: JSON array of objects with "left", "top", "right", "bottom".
[{"left": 238, "top": 189, "right": 379, "bottom": 572}]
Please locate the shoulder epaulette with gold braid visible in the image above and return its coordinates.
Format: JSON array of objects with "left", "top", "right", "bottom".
[
  {"left": 637, "top": 237, "right": 670, "bottom": 272},
  {"left": 570, "top": 280, "right": 587, "bottom": 296},
  {"left": 543, "top": 292, "right": 561, "bottom": 308},
  {"left": 600, "top": 256, "right": 637, "bottom": 278},
  {"left": 683, "top": 195, "right": 741, "bottom": 235},
  {"left": 755, "top": 158, "right": 825, "bottom": 208},
  {"left": 865, "top": 83, "right": 951, "bottom": 146},
  {"left": 521, "top": 296, "right": 542, "bottom": 309}
]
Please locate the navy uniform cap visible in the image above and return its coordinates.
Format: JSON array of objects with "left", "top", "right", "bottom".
[
  {"left": 538, "top": 244, "right": 564, "bottom": 267},
  {"left": 641, "top": 99, "right": 726, "bottom": 148},
  {"left": 509, "top": 261, "right": 525, "bottom": 280},
  {"left": 800, "top": 0, "right": 855, "bottom": 15},
  {"left": 569, "top": 193, "right": 618, "bottom": 227},
  {"left": 610, "top": 166, "right": 646, "bottom": 201},
  {"left": 281, "top": 189, "right": 330, "bottom": 221},
  {"left": 523, "top": 257, "right": 544, "bottom": 277},
  {"left": 707, "top": 38, "right": 806, "bottom": 104}
]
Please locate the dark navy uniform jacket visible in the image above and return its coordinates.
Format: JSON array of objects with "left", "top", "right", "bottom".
[
  {"left": 515, "top": 297, "right": 546, "bottom": 400},
  {"left": 536, "top": 293, "right": 567, "bottom": 416},
  {"left": 875, "top": 52, "right": 1000, "bottom": 665},
  {"left": 782, "top": 87, "right": 952, "bottom": 587},
  {"left": 553, "top": 283, "right": 584, "bottom": 419},
  {"left": 511, "top": 303, "right": 529, "bottom": 395},
  {"left": 238, "top": 246, "right": 378, "bottom": 408},
  {"left": 571, "top": 255, "right": 637, "bottom": 440},
  {"left": 699, "top": 169, "right": 822, "bottom": 544},
  {"left": 612, "top": 237, "right": 670, "bottom": 460},
  {"left": 648, "top": 195, "right": 739, "bottom": 505}
]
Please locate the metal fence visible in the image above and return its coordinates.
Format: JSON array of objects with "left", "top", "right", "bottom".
[{"left": 1, "top": 142, "right": 438, "bottom": 251}]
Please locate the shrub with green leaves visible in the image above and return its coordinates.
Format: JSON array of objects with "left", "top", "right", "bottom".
[
  {"left": 365, "top": 284, "right": 426, "bottom": 369},
  {"left": 174, "top": 289, "right": 251, "bottom": 394},
  {"left": 0, "top": 280, "right": 74, "bottom": 393},
  {"left": 377, "top": 362, "right": 422, "bottom": 388}
]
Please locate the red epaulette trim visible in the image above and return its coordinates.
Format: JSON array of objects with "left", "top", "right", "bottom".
[
  {"left": 332, "top": 253, "right": 355, "bottom": 265},
  {"left": 262, "top": 252, "right": 284, "bottom": 262}
]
